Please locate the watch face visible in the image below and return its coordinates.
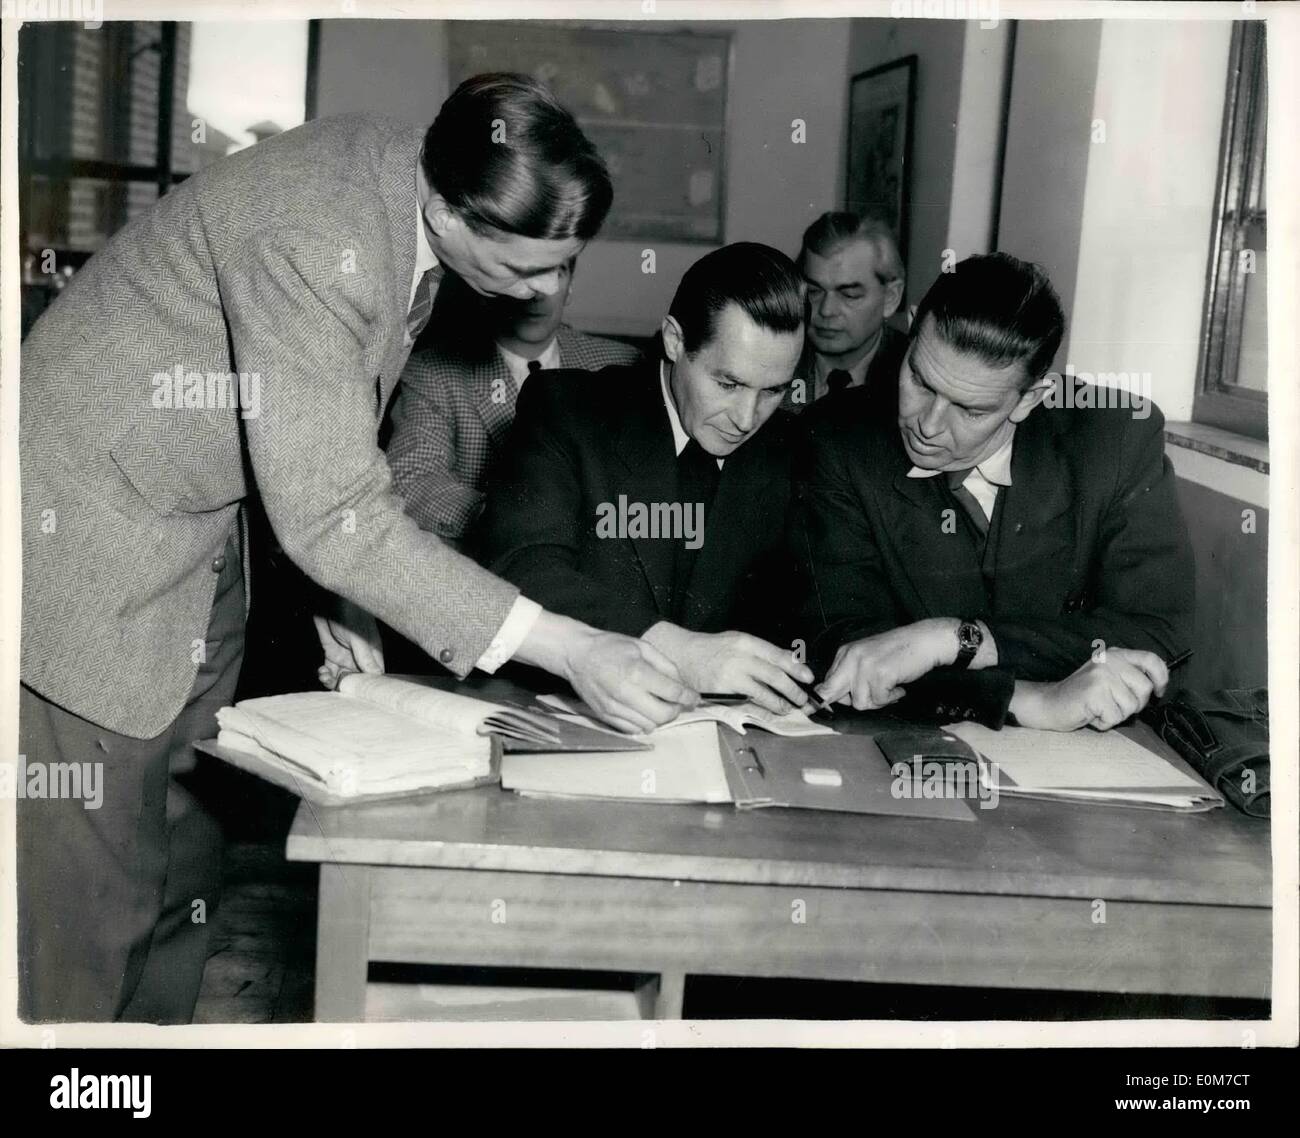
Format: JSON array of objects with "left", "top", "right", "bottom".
[{"left": 958, "top": 622, "right": 983, "bottom": 651}]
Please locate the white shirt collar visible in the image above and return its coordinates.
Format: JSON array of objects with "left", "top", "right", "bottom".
[
  {"left": 498, "top": 336, "right": 562, "bottom": 387},
  {"left": 906, "top": 427, "right": 1016, "bottom": 486},
  {"left": 659, "top": 360, "right": 723, "bottom": 467},
  {"left": 409, "top": 177, "right": 441, "bottom": 312}
]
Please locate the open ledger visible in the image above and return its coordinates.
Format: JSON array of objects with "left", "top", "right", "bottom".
[
  {"left": 213, "top": 674, "right": 636, "bottom": 802},
  {"left": 536, "top": 693, "right": 835, "bottom": 738},
  {"left": 945, "top": 722, "right": 1224, "bottom": 811}
]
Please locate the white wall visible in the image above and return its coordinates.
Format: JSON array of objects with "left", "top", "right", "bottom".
[
  {"left": 1066, "top": 20, "right": 1232, "bottom": 421},
  {"left": 946, "top": 21, "right": 1011, "bottom": 261},
  {"left": 996, "top": 19, "right": 1102, "bottom": 371},
  {"left": 313, "top": 18, "right": 852, "bottom": 337}
]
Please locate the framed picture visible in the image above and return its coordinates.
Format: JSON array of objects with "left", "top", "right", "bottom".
[
  {"left": 448, "top": 22, "right": 732, "bottom": 244},
  {"left": 845, "top": 55, "right": 917, "bottom": 261}
]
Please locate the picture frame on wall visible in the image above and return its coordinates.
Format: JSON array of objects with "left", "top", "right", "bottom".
[
  {"left": 845, "top": 55, "right": 917, "bottom": 262},
  {"left": 447, "top": 22, "right": 732, "bottom": 244}
]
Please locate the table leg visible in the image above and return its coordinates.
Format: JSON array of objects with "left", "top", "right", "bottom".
[
  {"left": 314, "top": 863, "right": 372, "bottom": 1022},
  {"left": 653, "top": 971, "right": 686, "bottom": 1019}
]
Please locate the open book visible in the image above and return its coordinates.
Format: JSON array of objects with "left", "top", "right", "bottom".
[
  {"left": 536, "top": 693, "right": 835, "bottom": 739},
  {"left": 212, "top": 674, "right": 640, "bottom": 803}
]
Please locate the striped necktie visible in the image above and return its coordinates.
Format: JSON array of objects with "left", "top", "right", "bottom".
[
  {"left": 946, "top": 468, "right": 990, "bottom": 540},
  {"left": 406, "top": 265, "right": 443, "bottom": 343}
]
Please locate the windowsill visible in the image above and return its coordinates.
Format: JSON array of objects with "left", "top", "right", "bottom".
[{"left": 1164, "top": 421, "right": 1269, "bottom": 475}]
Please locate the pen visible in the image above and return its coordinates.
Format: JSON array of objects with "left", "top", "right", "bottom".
[
  {"left": 1167, "top": 648, "right": 1194, "bottom": 670},
  {"left": 798, "top": 680, "right": 837, "bottom": 716},
  {"left": 701, "top": 683, "right": 836, "bottom": 716}
]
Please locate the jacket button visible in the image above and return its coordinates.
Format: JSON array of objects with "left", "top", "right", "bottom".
[
  {"left": 211, "top": 555, "right": 226, "bottom": 573},
  {"left": 438, "top": 647, "right": 454, "bottom": 664}
]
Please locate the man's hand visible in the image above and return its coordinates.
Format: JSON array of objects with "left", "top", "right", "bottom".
[
  {"left": 642, "top": 623, "right": 814, "bottom": 715},
  {"left": 514, "top": 610, "right": 699, "bottom": 734},
  {"left": 818, "top": 619, "right": 961, "bottom": 710},
  {"left": 1009, "top": 648, "right": 1170, "bottom": 732},
  {"left": 314, "top": 599, "right": 385, "bottom": 690}
]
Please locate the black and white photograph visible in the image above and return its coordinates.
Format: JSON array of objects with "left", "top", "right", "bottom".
[{"left": 0, "top": 0, "right": 1296, "bottom": 1094}]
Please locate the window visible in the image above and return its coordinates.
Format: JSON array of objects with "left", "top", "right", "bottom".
[
  {"left": 1194, "top": 21, "right": 1267, "bottom": 439},
  {"left": 18, "top": 20, "right": 317, "bottom": 338}
]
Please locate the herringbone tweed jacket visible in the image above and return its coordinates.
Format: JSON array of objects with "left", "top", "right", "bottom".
[
  {"left": 21, "top": 113, "right": 519, "bottom": 739},
  {"left": 386, "top": 324, "right": 640, "bottom": 541}
]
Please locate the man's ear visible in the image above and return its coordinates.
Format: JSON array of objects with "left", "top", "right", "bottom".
[
  {"left": 883, "top": 278, "right": 905, "bottom": 321},
  {"left": 1009, "top": 375, "right": 1053, "bottom": 423},
  {"left": 661, "top": 315, "right": 684, "bottom": 363},
  {"left": 425, "top": 194, "right": 458, "bottom": 239}
]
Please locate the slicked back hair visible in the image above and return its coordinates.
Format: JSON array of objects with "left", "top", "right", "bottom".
[
  {"left": 910, "top": 252, "right": 1065, "bottom": 388},
  {"left": 421, "top": 72, "right": 613, "bottom": 241},
  {"left": 668, "top": 242, "right": 805, "bottom": 356},
  {"left": 799, "top": 211, "right": 904, "bottom": 286}
]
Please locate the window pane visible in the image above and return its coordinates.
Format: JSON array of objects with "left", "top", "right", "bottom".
[
  {"left": 1236, "top": 249, "right": 1267, "bottom": 392},
  {"left": 26, "top": 175, "right": 159, "bottom": 254},
  {"left": 21, "top": 21, "right": 162, "bottom": 167},
  {"left": 175, "top": 21, "right": 309, "bottom": 175}
]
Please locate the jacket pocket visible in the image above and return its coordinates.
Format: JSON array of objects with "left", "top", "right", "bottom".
[{"left": 109, "top": 420, "right": 246, "bottom": 517}]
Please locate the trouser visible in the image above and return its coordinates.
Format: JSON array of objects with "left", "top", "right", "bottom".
[{"left": 17, "top": 538, "right": 245, "bottom": 1023}]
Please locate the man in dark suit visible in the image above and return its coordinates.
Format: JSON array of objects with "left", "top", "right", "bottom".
[
  {"left": 18, "top": 73, "right": 694, "bottom": 1023},
  {"left": 475, "top": 243, "right": 816, "bottom": 712},
  {"left": 796, "top": 253, "right": 1193, "bottom": 731},
  {"left": 783, "top": 211, "right": 909, "bottom": 415},
  {"left": 386, "top": 260, "right": 640, "bottom": 544}
]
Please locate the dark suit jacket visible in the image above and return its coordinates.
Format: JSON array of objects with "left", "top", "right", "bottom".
[
  {"left": 782, "top": 322, "right": 909, "bottom": 417},
  {"left": 793, "top": 383, "right": 1195, "bottom": 726},
  {"left": 473, "top": 361, "right": 800, "bottom": 639}
]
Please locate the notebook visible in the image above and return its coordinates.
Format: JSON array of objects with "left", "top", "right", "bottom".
[{"left": 945, "top": 721, "right": 1224, "bottom": 812}]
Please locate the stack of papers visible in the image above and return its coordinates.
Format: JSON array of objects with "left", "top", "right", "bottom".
[{"left": 945, "top": 722, "right": 1223, "bottom": 812}]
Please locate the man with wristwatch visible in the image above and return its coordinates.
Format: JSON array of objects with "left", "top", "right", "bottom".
[{"left": 795, "top": 253, "right": 1194, "bottom": 732}]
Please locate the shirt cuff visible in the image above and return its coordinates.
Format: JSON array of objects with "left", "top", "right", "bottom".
[{"left": 475, "top": 595, "right": 542, "bottom": 673}]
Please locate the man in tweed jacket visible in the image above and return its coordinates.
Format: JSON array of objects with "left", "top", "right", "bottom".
[
  {"left": 18, "top": 74, "right": 694, "bottom": 1023},
  {"left": 386, "top": 263, "right": 640, "bottom": 543}
]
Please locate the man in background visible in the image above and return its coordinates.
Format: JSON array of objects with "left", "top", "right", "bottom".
[
  {"left": 474, "top": 243, "right": 816, "bottom": 713},
  {"left": 386, "top": 258, "right": 639, "bottom": 545},
  {"left": 796, "top": 253, "right": 1193, "bottom": 731},
  {"left": 785, "top": 211, "right": 908, "bottom": 414}
]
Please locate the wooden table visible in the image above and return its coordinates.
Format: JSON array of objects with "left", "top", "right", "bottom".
[{"left": 285, "top": 679, "right": 1272, "bottom": 1021}]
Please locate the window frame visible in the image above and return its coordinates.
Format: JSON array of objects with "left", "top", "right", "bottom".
[{"left": 1193, "top": 20, "right": 1268, "bottom": 440}]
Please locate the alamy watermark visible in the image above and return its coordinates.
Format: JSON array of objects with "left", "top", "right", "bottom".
[
  {"left": 2, "top": 756, "right": 103, "bottom": 810},
  {"left": 1043, "top": 367, "right": 1152, "bottom": 420},
  {"left": 151, "top": 364, "right": 261, "bottom": 419},
  {"left": 2, "top": 0, "right": 103, "bottom": 28},
  {"left": 891, "top": 0, "right": 999, "bottom": 30},
  {"left": 595, "top": 495, "right": 703, "bottom": 549},
  {"left": 890, "top": 758, "right": 999, "bottom": 810}
]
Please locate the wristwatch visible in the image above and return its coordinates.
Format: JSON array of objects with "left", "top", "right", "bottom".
[{"left": 954, "top": 619, "right": 984, "bottom": 669}]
